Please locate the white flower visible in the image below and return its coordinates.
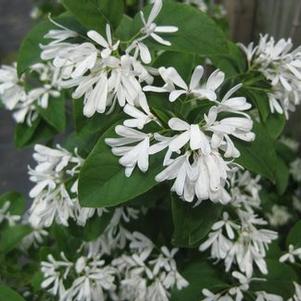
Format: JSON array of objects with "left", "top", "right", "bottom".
[
  {"left": 126, "top": 40, "right": 152, "bottom": 64},
  {"left": 194, "top": 150, "right": 232, "bottom": 204},
  {"left": 290, "top": 158, "right": 301, "bottom": 182},
  {"left": 144, "top": 66, "right": 224, "bottom": 102},
  {"left": 123, "top": 104, "right": 155, "bottom": 129},
  {"left": 266, "top": 205, "right": 291, "bottom": 227},
  {"left": 279, "top": 244, "right": 301, "bottom": 263},
  {"left": 112, "top": 238, "right": 187, "bottom": 301},
  {"left": 140, "top": 0, "right": 178, "bottom": 46},
  {"left": 28, "top": 144, "right": 84, "bottom": 227},
  {"left": 0, "top": 63, "right": 26, "bottom": 110},
  {"left": 155, "top": 152, "right": 197, "bottom": 202},
  {"left": 0, "top": 201, "right": 21, "bottom": 226},
  {"left": 279, "top": 136, "right": 299, "bottom": 152},
  {"left": 21, "top": 227, "right": 48, "bottom": 249},
  {"left": 43, "top": 17, "right": 78, "bottom": 45},
  {"left": 167, "top": 117, "right": 211, "bottom": 153},
  {"left": 291, "top": 282, "right": 301, "bottom": 301},
  {"left": 240, "top": 34, "right": 301, "bottom": 118},
  {"left": 105, "top": 125, "right": 152, "bottom": 177},
  {"left": 65, "top": 257, "right": 116, "bottom": 301},
  {"left": 211, "top": 212, "right": 239, "bottom": 240},
  {"left": 202, "top": 288, "right": 223, "bottom": 301},
  {"left": 229, "top": 170, "right": 262, "bottom": 211},
  {"left": 200, "top": 200, "right": 277, "bottom": 277},
  {"left": 255, "top": 291, "right": 283, "bottom": 301},
  {"left": 41, "top": 253, "right": 73, "bottom": 297},
  {"left": 206, "top": 110, "right": 255, "bottom": 158},
  {"left": 87, "top": 24, "right": 120, "bottom": 58},
  {"left": 216, "top": 83, "right": 252, "bottom": 115}
]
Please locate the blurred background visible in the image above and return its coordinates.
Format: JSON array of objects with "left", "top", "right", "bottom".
[{"left": 0, "top": 0, "right": 301, "bottom": 195}]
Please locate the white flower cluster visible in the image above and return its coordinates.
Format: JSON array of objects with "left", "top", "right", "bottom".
[
  {"left": 184, "top": 0, "right": 227, "bottom": 19},
  {"left": 0, "top": 62, "right": 61, "bottom": 126},
  {"left": 28, "top": 144, "right": 86, "bottom": 228},
  {"left": 21, "top": 226, "right": 49, "bottom": 250},
  {"left": 240, "top": 34, "right": 301, "bottom": 118},
  {"left": 40, "top": 0, "right": 177, "bottom": 117},
  {"left": 203, "top": 271, "right": 282, "bottom": 301},
  {"left": 107, "top": 67, "right": 255, "bottom": 205},
  {"left": 41, "top": 229, "right": 188, "bottom": 301},
  {"left": 199, "top": 170, "right": 277, "bottom": 278},
  {"left": 0, "top": 201, "right": 21, "bottom": 226}
]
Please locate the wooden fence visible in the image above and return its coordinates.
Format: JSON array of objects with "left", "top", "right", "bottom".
[{"left": 223, "top": 0, "right": 301, "bottom": 45}]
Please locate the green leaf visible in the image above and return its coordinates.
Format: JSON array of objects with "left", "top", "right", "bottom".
[
  {"left": 251, "top": 259, "right": 297, "bottom": 298},
  {"left": 37, "top": 94, "right": 66, "bottom": 132},
  {"left": 275, "top": 158, "right": 289, "bottom": 195},
  {"left": 69, "top": 210, "right": 114, "bottom": 241},
  {"left": 14, "top": 118, "right": 57, "bottom": 148},
  {"left": 50, "top": 224, "right": 81, "bottom": 257},
  {"left": 243, "top": 88, "right": 270, "bottom": 122},
  {"left": 14, "top": 118, "right": 40, "bottom": 148},
  {"left": 287, "top": 220, "right": 301, "bottom": 248},
  {"left": 235, "top": 122, "right": 278, "bottom": 182},
  {"left": 66, "top": 105, "right": 124, "bottom": 157},
  {"left": 211, "top": 41, "right": 247, "bottom": 77},
  {"left": 78, "top": 124, "right": 164, "bottom": 208},
  {"left": 0, "top": 285, "right": 25, "bottom": 301},
  {"left": 171, "top": 194, "right": 221, "bottom": 248},
  {"left": 171, "top": 261, "right": 227, "bottom": 301},
  {"left": 153, "top": 51, "right": 195, "bottom": 82},
  {"left": 17, "top": 15, "right": 83, "bottom": 76},
  {"left": 62, "top": 0, "right": 124, "bottom": 33},
  {"left": 264, "top": 113, "right": 286, "bottom": 140},
  {"left": 0, "top": 225, "right": 31, "bottom": 254},
  {"left": 115, "top": 14, "right": 134, "bottom": 42},
  {"left": 0, "top": 192, "right": 25, "bottom": 216},
  {"left": 131, "top": 2, "right": 227, "bottom": 56}
]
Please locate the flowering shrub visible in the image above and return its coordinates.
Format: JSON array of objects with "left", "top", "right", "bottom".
[{"left": 0, "top": 0, "right": 301, "bottom": 300}]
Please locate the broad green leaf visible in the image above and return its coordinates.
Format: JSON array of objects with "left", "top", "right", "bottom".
[
  {"left": 61, "top": 0, "right": 124, "bottom": 33},
  {"left": 66, "top": 106, "right": 124, "bottom": 157},
  {"left": 243, "top": 88, "right": 270, "bottom": 122},
  {"left": 50, "top": 224, "right": 81, "bottom": 257},
  {"left": 211, "top": 41, "right": 247, "bottom": 77},
  {"left": 17, "top": 15, "right": 83, "bottom": 76},
  {"left": 235, "top": 122, "right": 278, "bottom": 182},
  {"left": 14, "top": 118, "right": 40, "bottom": 148},
  {"left": 69, "top": 210, "right": 114, "bottom": 241},
  {"left": 14, "top": 118, "right": 57, "bottom": 148},
  {"left": 78, "top": 125, "right": 164, "bottom": 208},
  {"left": 0, "top": 285, "right": 25, "bottom": 301},
  {"left": 287, "top": 221, "right": 301, "bottom": 248},
  {"left": 131, "top": 2, "right": 227, "bottom": 56},
  {"left": 0, "top": 225, "right": 31, "bottom": 254},
  {"left": 115, "top": 14, "right": 134, "bottom": 42},
  {"left": 251, "top": 259, "right": 297, "bottom": 298},
  {"left": 31, "top": 271, "right": 43, "bottom": 293},
  {"left": 37, "top": 94, "right": 66, "bottom": 132},
  {"left": 153, "top": 51, "right": 196, "bottom": 82},
  {"left": 264, "top": 113, "right": 286, "bottom": 140},
  {"left": 171, "top": 261, "right": 227, "bottom": 301},
  {"left": 171, "top": 194, "right": 221, "bottom": 248},
  {"left": 276, "top": 141, "right": 297, "bottom": 164},
  {"left": 0, "top": 192, "right": 25, "bottom": 216},
  {"left": 275, "top": 158, "right": 289, "bottom": 195}
]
